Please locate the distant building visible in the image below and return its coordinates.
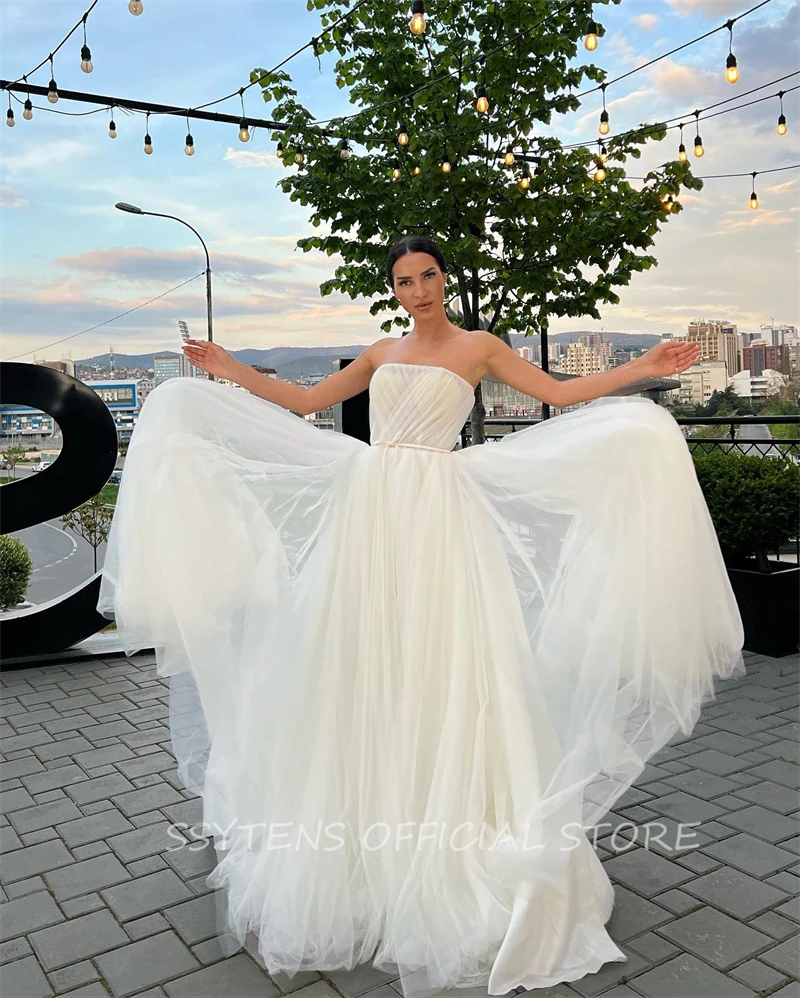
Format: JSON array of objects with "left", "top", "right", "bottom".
[
  {"left": 682, "top": 319, "right": 739, "bottom": 377},
  {"left": 665, "top": 360, "right": 727, "bottom": 406},
  {"left": 153, "top": 351, "right": 199, "bottom": 386},
  {"left": 729, "top": 368, "right": 787, "bottom": 400},
  {"left": 760, "top": 323, "right": 798, "bottom": 347},
  {"left": 81, "top": 379, "right": 146, "bottom": 441},
  {"left": 561, "top": 337, "right": 608, "bottom": 376},
  {"left": 742, "top": 343, "right": 790, "bottom": 377},
  {"left": 36, "top": 359, "right": 76, "bottom": 378}
]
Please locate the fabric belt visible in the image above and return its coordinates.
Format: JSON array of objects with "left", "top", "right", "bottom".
[{"left": 372, "top": 440, "right": 452, "bottom": 453}]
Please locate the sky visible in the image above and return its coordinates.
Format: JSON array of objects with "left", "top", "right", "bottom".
[{"left": 1, "top": 0, "right": 798, "bottom": 364}]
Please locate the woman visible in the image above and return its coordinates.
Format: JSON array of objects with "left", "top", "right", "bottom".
[{"left": 98, "top": 235, "right": 744, "bottom": 997}]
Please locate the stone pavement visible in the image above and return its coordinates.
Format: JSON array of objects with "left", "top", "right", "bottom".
[{"left": 1, "top": 649, "right": 797, "bottom": 998}]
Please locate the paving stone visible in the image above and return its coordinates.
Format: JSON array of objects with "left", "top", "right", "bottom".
[
  {"left": 107, "top": 820, "right": 184, "bottom": 863},
  {"left": 126, "top": 855, "right": 166, "bottom": 878},
  {"left": 718, "top": 805, "right": 800, "bottom": 843},
  {"left": 160, "top": 952, "right": 275, "bottom": 997},
  {"left": 48, "top": 960, "right": 100, "bottom": 993},
  {"left": 93, "top": 929, "right": 200, "bottom": 997},
  {"left": 697, "top": 819, "right": 739, "bottom": 840},
  {"left": 673, "top": 851, "right": 722, "bottom": 874},
  {"left": 0, "top": 953, "right": 54, "bottom": 997},
  {"left": 643, "top": 791, "right": 727, "bottom": 824},
  {"left": 612, "top": 816, "right": 714, "bottom": 858},
  {"left": 628, "top": 951, "right": 758, "bottom": 996},
  {"left": 680, "top": 749, "right": 752, "bottom": 776},
  {"left": 767, "top": 870, "right": 800, "bottom": 894},
  {"left": 80, "top": 800, "right": 117, "bottom": 816},
  {"left": 729, "top": 959, "right": 791, "bottom": 992},
  {"left": 748, "top": 760, "right": 800, "bottom": 789},
  {"left": 0, "top": 757, "right": 46, "bottom": 780},
  {"left": 160, "top": 799, "right": 203, "bottom": 828},
  {"left": 101, "top": 869, "right": 193, "bottom": 921},
  {"left": 124, "top": 912, "right": 169, "bottom": 941},
  {"left": 57, "top": 809, "right": 135, "bottom": 848},
  {"left": 34, "top": 736, "right": 94, "bottom": 762},
  {"left": 775, "top": 896, "right": 800, "bottom": 922},
  {"left": 0, "top": 839, "right": 74, "bottom": 884},
  {"left": 78, "top": 720, "right": 138, "bottom": 741},
  {"left": 770, "top": 984, "right": 800, "bottom": 998},
  {"left": 163, "top": 839, "right": 217, "bottom": 881},
  {"left": 603, "top": 886, "right": 672, "bottom": 942},
  {"left": 22, "top": 826, "right": 62, "bottom": 846},
  {"left": 657, "top": 906, "right": 773, "bottom": 970},
  {"left": 625, "top": 931, "right": 680, "bottom": 964},
  {"left": 72, "top": 745, "right": 136, "bottom": 770},
  {"left": 45, "top": 853, "right": 131, "bottom": 901},
  {"left": 706, "top": 715, "right": 770, "bottom": 736},
  {"left": 65, "top": 774, "right": 136, "bottom": 807},
  {"left": 660, "top": 771, "right": 741, "bottom": 798},
  {"left": 750, "top": 910, "right": 800, "bottom": 940},
  {"left": 760, "top": 934, "right": 800, "bottom": 978},
  {"left": 61, "top": 893, "right": 107, "bottom": 917},
  {"left": 0, "top": 890, "right": 64, "bottom": 941},
  {"left": 192, "top": 935, "right": 244, "bottom": 966},
  {"left": 601, "top": 847, "right": 693, "bottom": 898},
  {"left": 118, "top": 728, "right": 173, "bottom": 750},
  {"left": 701, "top": 832, "right": 798, "bottom": 877},
  {"left": 682, "top": 865, "right": 790, "bottom": 918},
  {"left": 2, "top": 731, "right": 55, "bottom": 754},
  {"left": 20, "top": 764, "right": 87, "bottom": 796},
  {"left": 0, "top": 786, "right": 36, "bottom": 813},
  {"left": 162, "top": 893, "right": 220, "bottom": 945},
  {"left": 0, "top": 935, "right": 33, "bottom": 963},
  {"left": 779, "top": 835, "right": 800, "bottom": 856},
  {"left": 114, "top": 751, "right": 174, "bottom": 780},
  {"left": 0, "top": 824, "right": 22, "bottom": 853},
  {"left": 34, "top": 788, "right": 69, "bottom": 805},
  {"left": 5, "top": 875, "right": 47, "bottom": 899},
  {"left": 563, "top": 946, "right": 649, "bottom": 998},
  {"left": 9, "top": 797, "right": 83, "bottom": 834},
  {"left": 652, "top": 889, "right": 704, "bottom": 915},
  {"left": 111, "top": 784, "right": 183, "bottom": 816},
  {"left": 29, "top": 909, "right": 129, "bottom": 971}
]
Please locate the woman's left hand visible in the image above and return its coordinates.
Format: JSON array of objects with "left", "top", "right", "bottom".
[{"left": 637, "top": 340, "right": 701, "bottom": 379}]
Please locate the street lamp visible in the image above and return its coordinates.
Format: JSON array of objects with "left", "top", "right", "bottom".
[{"left": 114, "top": 202, "right": 215, "bottom": 381}]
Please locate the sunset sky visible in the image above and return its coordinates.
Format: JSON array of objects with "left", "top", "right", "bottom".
[{"left": 1, "top": 0, "right": 798, "bottom": 364}]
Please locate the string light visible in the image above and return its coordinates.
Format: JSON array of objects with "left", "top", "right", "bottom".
[
  {"left": 441, "top": 156, "right": 451, "bottom": 173},
  {"left": 80, "top": 16, "right": 93, "bottom": 73},
  {"left": 397, "top": 122, "right": 409, "bottom": 146},
  {"left": 677, "top": 123, "right": 687, "bottom": 162},
  {"left": 585, "top": 18, "right": 599, "bottom": 52},
  {"left": 777, "top": 91, "right": 787, "bottom": 134},
  {"left": 597, "top": 140, "right": 607, "bottom": 163},
  {"left": 593, "top": 160, "right": 606, "bottom": 182},
  {"left": 128, "top": 0, "right": 144, "bottom": 15},
  {"left": 663, "top": 194, "right": 675, "bottom": 212},
  {"left": 47, "top": 56, "right": 58, "bottom": 103},
  {"left": 185, "top": 116, "right": 194, "bottom": 156},
  {"left": 749, "top": 171, "right": 758, "bottom": 209},
  {"left": 517, "top": 164, "right": 531, "bottom": 190},
  {"left": 504, "top": 145, "right": 515, "bottom": 166},
  {"left": 725, "top": 20, "right": 739, "bottom": 84},
  {"left": 693, "top": 110, "right": 704, "bottom": 157},
  {"left": 143, "top": 111, "right": 152, "bottom": 154},
  {"left": 409, "top": 0, "right": 425, "bottom": 35},
  {"left": 6, "top": 93, "right": 14, "bottom": 128},
  {"left": 108, "top": 107, "right": 117, "bottom": 138},
  {"left": 294, "top": 139, "right": 304, "bottom": 163},
  {"left": 238, "top": 90, "right": 250, "bottom": 142},
  {"left": 392, "top": 158, "right": 401, "bottom": 179},
  {"left": 599, "top": 84, "right": 609, "bottom": 135},
  {"left": 413, "top": 164, "right": 421, "bottom": 175},
  {"left": 23, "top": 97, "right": 33, "bottom": 120},
  {"left": 475, "top": 59, "right": 489, "bottom": 113},
  {"left": 276, "top": 139, "right": 284, "bottom": 158},
  {"left": 339, "top": 137, "right": 351, "bottom": 159}
]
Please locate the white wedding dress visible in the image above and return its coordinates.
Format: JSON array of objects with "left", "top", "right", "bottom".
[{"left": 97, "top": 362, "right": 745, "bottom": 997}]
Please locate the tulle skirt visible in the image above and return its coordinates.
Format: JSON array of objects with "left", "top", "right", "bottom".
[{"left": 98, "top": 378, "right": 745, "bottom": 996}]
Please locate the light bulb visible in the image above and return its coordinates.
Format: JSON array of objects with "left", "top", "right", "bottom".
[
  {"left": 678, "top": 143, "right": 687, "bottom": 162},
  {"left": 599, "top": 110, "right": 609, "bottom": 135},
  {"left": 185, "top": 133, "right": 195, "bottom": 156},
  {"left": 398, "top": 124, "right": 409, "bottom": 146},
  {"left": 749, "top": 192, "right": 758, "bottom": 210},
  {"left": 295, "top": 150, "right": 304, "bottom": 163},
  {"left": 460, "top": 175, "right": 466, "bottom": 182},
  {"left": 6, "top": 109, "right": 15, "bottom": 128},
  {"left": 598, "top": 143, "right": 607, "bottom": 163},
  {"left": 518, "top": 175, "right": 530, "bottom": 191},
  {"left": 392, "top": 165, "right": 401, "bottom": 179},
  {"left": 663, "top": 195, "right": 674, "bottom": 212},
  {"left": 413, "top": 165, "right": 421, "bottom": 175},
  {"left": 108, "top": 120, "right": 117, "bottom": 139},
  {"left": 80, "top": 45, "right": 93, "bottom": 73},
  {"left": 585, "top": 20, "right": 598, "bottom": 51},
  {"left": 144, "top": 133, "right": 153, "bottom": 154},
  {"left": 47, "top": 79, "right": 59, "bottom": 104},
  {"left": 441, "top": 160, "right": 451, "bottom": 173},
  {"left": 276, "top": 141, "right": 284, "bottom": 157},
  {"left": 504, "top": 146, "right": 515, "bottom": 166},
  {"left": 129, "top": 0, "right": 144, "bottom": 14},
  {"left": 409, "top": 0, "right": 425, "bottom": 34},
  {"left": 339, "top": 139, "right": 350, "bottom": 159},
  {"left": 725, "top": 54, "right": 739, "bottom": 84},
  {"left": 594, "top": 166, "right": 606, "bottom": 182},
  {"left": 238, "top": 119, "right": 250, "bottom": 142},
  {"left": 777, "top": 114, "right": 787, "bottom": 136},
  {"left": 475, "top": 85, "right": 488, "bottom": 114},
  {"left": 694, "top": 136, "right": 704, "bottom": 157},
  {"left": 23, "top": 100, "right": 33, "bottom": 121}
]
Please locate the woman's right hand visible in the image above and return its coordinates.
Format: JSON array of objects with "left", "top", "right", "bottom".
[{"left": 181, "top": 339, "right": 239, "bottom": 380}]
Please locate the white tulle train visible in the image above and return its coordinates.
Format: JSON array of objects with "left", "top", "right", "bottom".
[{"left": 98, "top": 363, "right": 745, "bottom": 996}]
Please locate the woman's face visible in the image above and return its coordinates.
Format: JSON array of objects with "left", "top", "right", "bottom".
[{"left": 391, "top": 252, "right": 445, "bottom": 318}]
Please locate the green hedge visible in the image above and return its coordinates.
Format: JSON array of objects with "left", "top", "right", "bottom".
[{"left": 0, "top": 535, "right": 33, "bottom": 610}]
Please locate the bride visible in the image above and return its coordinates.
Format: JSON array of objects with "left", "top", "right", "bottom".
[{"left": 98, "top": 235, "right": 745, "bottom": 997}]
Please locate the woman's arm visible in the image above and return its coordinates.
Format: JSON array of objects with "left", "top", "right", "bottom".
[
  {"left": 183, "top": 338, "right": 379, "bottom": 416},
  {"left": 483, "top": 334, "right": 700, "bottom": 408}
]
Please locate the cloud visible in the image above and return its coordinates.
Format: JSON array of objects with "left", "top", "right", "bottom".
[
  {"left": 0, "top": 185, "right": 26, "bottom": 209},
  {"left": 714, "top": 209, "right": 795, "bottom": 234},
  {"left": 633, "top": 13, "right": 660, "bottom": 31},
  {"left": 3, "top": 139, "right": 88, "bottom": 174},
  {"left": 664, "top": 0, "right": 751, "bottom": 17},
  {"left": 54, "top": 247, "right": 283, "bottom": 284},
  {"left": 766, "top": 177, "right": 799, "bottom": 195},
  {"left": 649, "top": 58, "right": 717, "bottom": 99},
  {"left": 223, "top": 147, "right": 283, "bottom": 169}
]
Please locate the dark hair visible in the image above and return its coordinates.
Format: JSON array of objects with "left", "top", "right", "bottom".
[{"left": 386, "top": 236, "right": 447, "bottom": 289}]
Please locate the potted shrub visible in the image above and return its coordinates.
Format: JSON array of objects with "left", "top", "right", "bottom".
[{"left": 692, "top": 449, "right": 800, "bottom": 657}]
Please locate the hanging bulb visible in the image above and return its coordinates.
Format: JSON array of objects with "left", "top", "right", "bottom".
[
  {"left": 6, "top": 108, "right": 15, "bottom": 128},
  {"left": 725, "top": 53, "right": 739, "bottom": 84},
  {"left": 185, "top": 133, "right": 195, "bottom": 156},
  {"left": 460, "top": 175, "right": 466, "bottom": 182},
  {"left": 777, "top": 113, "right": 787, "bottom": 136},
  {"left": 749, "top": 189, "right": 758, "bottom": 210},
  {"left": 339, "top": 138, "right": 351, "bottom": 159},
  {"left": 409, "top": 0, "right": 425, "bottom": 35},
  {"left": 238, "top": 119, "right": 250, "bottom": 142},
  {"left": 597, "top": 142, "right": 607, "bottom": 163},
  {"left": 108, "top": 119, "right": 117, "bottom": 139},
  {"left": 475, "top": 85, "right": 489, "bottom": 114},
  {"left": 693, "top": 134, "right": 704, "bottom": 157},
  {"left": 599, "top": 110, "right": 610, "bottom": 135},
  {"left": 517, "top": 172, "right": 531, "bottom": 191},
  {"left": 504, "top": 145, "right": 515, "bottom": 166},
  {"left": 594, "top": 163, "right": 606, "bottom": 182},
  {"left": 128, "top": 0, "right": 144, "bottom": 14},
  {"left": 80, "top": 44, "right": 93, "bottom": 73},
  {"left": 678, "top": 142, "right": 687, "bottom": 162},
  {"left": 413, "top": 165, "right": 421, "bottom": 175},
  {"left": 144, "top": 133, "right": 153, "bottom": 154},
  {"left": 397, "top": 123, "right": 409, "bottom": 146},
  {"left": 441, "top": 158, "right": 451, "bottom": 173},
  {"left": 585, "top": 19, "right": 599, "bottom": 51},
  {"left": 276, "top": 139, "right": 284, "bottom": 158},
  {"left": 47, "top": 78, "right": 59, "bottom": 104},
  {"left": 662, "top": 195, "right": 674, "bottom": 213},
  {"left": 533, "top": 164, "right": 543, "bottom": 177},
  {"left": 23, "top": 99, "right": 33, "bottom": 121},
  {"left": 392, "top": 159, "right": 401, "bottom": 179},
  {"left": 294, "top": 148, "right": 304, "bottom": 163}
]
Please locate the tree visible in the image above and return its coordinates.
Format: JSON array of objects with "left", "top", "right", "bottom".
[
  {"left": 1, "top": 445, "right": 26, "bottom": 479},
  {"left": 253, "top": 0, "right": 701, "bottom": 442},
  {"left": 61, "top": 497, "right": 114, "bottom": 575}
]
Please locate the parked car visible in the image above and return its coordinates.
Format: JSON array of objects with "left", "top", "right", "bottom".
[
  {"left": 32, "top": 459, "right": 54, "bottom": 472},
  {"left": 108, "top": 470, "right": 123, "bottom": 485},
  {"left": 0, "top": 461, "right": 13, "bottom": 470}
]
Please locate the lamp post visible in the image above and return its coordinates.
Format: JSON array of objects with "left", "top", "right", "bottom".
[{"left": 114, "top": 202, "right": 215, "bottom": 381}]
